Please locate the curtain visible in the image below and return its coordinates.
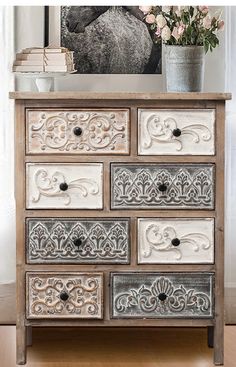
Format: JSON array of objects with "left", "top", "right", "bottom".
[{"left": 0, "top": 6, "right": 15, "bottom": 283}]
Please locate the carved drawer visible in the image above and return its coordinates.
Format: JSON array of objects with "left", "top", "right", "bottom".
[
  {"left": 138, "top": 109, "right": 215, "bottom": 155},
  {"left": 26, "top": 218, "right": 130, "bottom": 264},
  {"left": 111, "top": 163, "right": 214, "bottom": 209},
  {"left": 111, "top": 272, "right": 214, "bottom": 319},
  {"left": 138, "top": 218, "right": 214, "bottom": 264},
  {"left": 26, "top": 272, "right": 103, "bottom": 319},
  {"left": 26, "top": 163, "right": 103, "bottom": 209},
  {"left": 26, "top": 109, "right": 130, "bottom": 154}
]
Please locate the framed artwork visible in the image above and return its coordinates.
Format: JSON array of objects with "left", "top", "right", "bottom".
[{"left": 47, "top": 6, "right": 162, "bottom": 74}]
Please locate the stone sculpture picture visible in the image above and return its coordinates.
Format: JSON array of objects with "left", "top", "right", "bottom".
[{"left": 60, "top": 6, "right": 162, "bottom": 74}]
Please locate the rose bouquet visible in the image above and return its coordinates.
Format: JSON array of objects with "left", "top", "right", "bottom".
[{"left": 139, "top": 6, "right": 224, "bottom": 53}]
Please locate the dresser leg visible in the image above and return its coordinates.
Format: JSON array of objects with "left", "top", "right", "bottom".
[
  {"left": 16, "top": 325, "right": 26, "bottom": 365},
  {"left": 213, "top": 323, "right": 224, "bottom": 365},
  {"left": 26, "top": 326, "right": 32, "bottom": 347},
  {"left": 207, "top": 326, "right": 214, "bottom": 348}
]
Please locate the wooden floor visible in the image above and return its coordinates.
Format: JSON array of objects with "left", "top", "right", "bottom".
[{"left": 1, "top": 326, "right": 236, "bottom": 367}]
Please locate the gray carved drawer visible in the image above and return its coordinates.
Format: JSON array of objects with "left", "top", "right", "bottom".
[
  {"left": 111, "top": 272, "right": 214, "bottom": 319},
  {"left": 26, "top": 272, "right": 103, "bottom": 319},
  {"left": 111, "top": 163, "right": 214, "bottom": 209},
  {"left": 26, "top": 109, "right": 130, "bottom": 154},
  {"left": 26, "top": 218, "right": 130, "bottom": 264}
]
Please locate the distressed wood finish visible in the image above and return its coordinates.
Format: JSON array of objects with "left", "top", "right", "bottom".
[
  {"left": 26, "top": 272, "right": 103, "bottom": 319},
  {"left": 11, "top": 92, "right": 229, "bottom": 365},
  {"left": 26, "top": 109, "right": 130, "bottom": 155},
  {"left": 26, "top": 163, "right": 103, "bottom": 209},
  {"left": 138, "top": 218, "right": 214, "bottom": 264},
  {"left": 26, "top": 218, "right": 130, "bottom": 264},
  {"left": 138, "top": 109, "right": 215, "bottom": 155},
  {"left": 111, "top": 272, "right": 214, "bottom": 318},
  {"left": 111, "top": 163, "right": 215, "bottom": 209}
]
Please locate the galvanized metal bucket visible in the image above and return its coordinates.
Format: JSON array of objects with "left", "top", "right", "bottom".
[{"left": 165, "top": 45, "right": 205, "bottom": 92}]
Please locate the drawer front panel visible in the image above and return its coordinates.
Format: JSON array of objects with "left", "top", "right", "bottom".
[
  {"left": 26, "top": 272, "right": 103, "bottom": 319},
  {"left": 111, "top": 164, "right": 214, "bottom": 209},
  {"left": 26, "top": 163, "right": 103, "bottom": 209},
  {"left": 26, "top": 109, "right": 130, "bottom": 154},
  {"left": 138, "top": 109, "right": 215, "bottom": 155},
  {"left": 138, "top": 218, "right": 214, "bottom": 264},
  {"left": 111, "top": 272, "right": 214, "bottom": 318},
  {"left": 26, "top": 218, "right": 130, "bottom": 264}
]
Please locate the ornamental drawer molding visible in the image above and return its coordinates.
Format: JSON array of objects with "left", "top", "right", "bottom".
[
  {"left": 111, "top": 272, "right": 214, "bottom": 319},
  {"left": 26, "top": 163, "right": 103, "bottom": 209},
  {"left": 26, "top": 218, "right": 130, "bottom": 264},
  {"left": 111, "top": 163, "right": 214, "bottom": 209},
  {"left": 138, "top": 109, "right": 215, "bottom": 155},
  {"left": 138, "top": 218, "right": 214, "bottom": 264},
  {"left": 26, "top": 272, "right": 103, "bottom": 319},
  {"left": 26, "top": 109, "right": 130, "bottom": 154}
]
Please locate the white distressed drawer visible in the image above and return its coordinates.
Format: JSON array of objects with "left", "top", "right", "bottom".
[
  {"left": 26, "top": 163, "right": 103, "bottom": 209},
  {"left": 138, "top": 218, "right": 214, "bottom": 264},
  {"left": 138, "top": 109, "right": 215, "bottom": 155},
  {"left": 26, "top": 272, "right": 103, "bottom": 319},
  {"left": 26, "top": 109, "right": 130, "bottom": 154}
]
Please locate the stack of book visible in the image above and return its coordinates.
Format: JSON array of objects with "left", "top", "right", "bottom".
[{"left": 12, "top": 47, "right": 75, "bottom": 73}]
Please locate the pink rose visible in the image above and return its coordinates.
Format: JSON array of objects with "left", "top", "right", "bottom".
[
  {"left": 218, "top": 20, "right": 224, "bottom": 30},
  {"left": 199, "top": 6, "right": 209, "bottom": 14},
  {"left": 172, "top": 27, "right": 180, "bottom": 41},
  {"left": 161, "top": 25, "right": 171, "bottom": 41},
  {"left": 203, "top": 15, "right": 212, "bottom": 29},
  {"left": 145, "top": 14, "right": 156, "bottom": 24},
  {"left": 139, "top": 6, "right": 152, "bottom": 14},
  {"left": 178, "top": 24, "right": 185, "bottom": 36},
  {"left": 155, "top": 27, "right": 162, "bottom": 37}
]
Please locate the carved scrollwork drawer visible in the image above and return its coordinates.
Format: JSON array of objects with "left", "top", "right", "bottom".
[
  {"left": 111, "top": 272, "right": 214, "bottom": 319},
  {"left": 26, "top": 163, "right": 103, "bottom": 209},
  {"left": 138, "top": 218, "right": 214, "bottom": 264},
  {"left": 26, "top": 109, "right": 130, "bottom": 154},
  {"left": 138, "top": 109, "right": 215, "bottom": 155},
  {"left": 26, "top": 272, "right": 103, "bottom": 319},
  {"left": 26, "top": 218, "right": 130, "bottom": 264},
  {"left": 111, "top": 163, "right": 215, "bottom": 209}
]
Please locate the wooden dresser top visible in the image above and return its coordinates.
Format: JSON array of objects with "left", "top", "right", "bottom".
[{"left": 9, "top": 91, "right": 231, "bottom": 100}]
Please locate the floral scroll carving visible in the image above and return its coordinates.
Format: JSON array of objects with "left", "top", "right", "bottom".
[
  {"left": 32, "top": 168, "right": 99, "bottom": 205},
  {"left": 27, "top": 110, "right": 129, "bottom": 154},
  {"left": 113, "top": 274, "right": 213, "bottom": 318},
  {"left": 27, "top": 273, "right": 103, "bottom": 318},
  {"left": 142, "top": 223, "right": 212, "bottom": 260},
  {"left": 142, "top": 113, "right": 212, "bottom": 152}
]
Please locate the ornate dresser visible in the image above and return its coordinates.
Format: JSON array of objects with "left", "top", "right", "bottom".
[{"left": 10, "top": 92, "right": 231, "bottom": 365}]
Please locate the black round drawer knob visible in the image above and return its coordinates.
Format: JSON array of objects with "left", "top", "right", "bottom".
[
  {"left": 74, "top": 238, "right": 83, "bottom": 247},
  {"left": 158, "top": 184, "right": 167, "bottom": 192},
  {"left": 73, "top": 127, "right": 83, "bottom": 136},
  {"left": 59, "top": 182, "right": 68, "bottom": 191},
  {"left": 171, "top": 238, "right": 181, "bottom": 247},
  {"left": 158, "top": 293, "right": 167, "bottom": 301},
  {"left": 60, "top": 291, "right": 69, "bottom": 301},
  {"left": 172, "top": 128, "right": 182, "bottom": 137}
]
